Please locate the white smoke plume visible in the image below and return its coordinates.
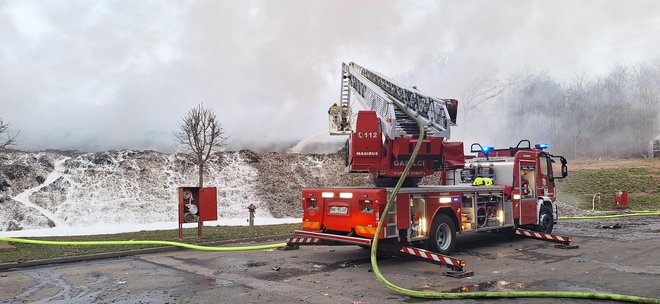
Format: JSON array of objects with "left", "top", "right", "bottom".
[{"left": 0, "top": 0, "right": 658, "bottom": 152}]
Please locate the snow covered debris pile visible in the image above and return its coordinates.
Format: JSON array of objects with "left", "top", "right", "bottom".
[
  {"left": 0, "top": 151, "right": 61, "bottom": 230},
  {"left": 0, "top": 149, "right": 369, "bottom": 231},
  {"left": 249, "top": 149, "right": 371, "bottom": 218}
]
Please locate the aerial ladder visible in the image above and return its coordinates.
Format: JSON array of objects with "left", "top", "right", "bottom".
[{"left": 328, "top": 62, "right": 463, "bottom": 186}]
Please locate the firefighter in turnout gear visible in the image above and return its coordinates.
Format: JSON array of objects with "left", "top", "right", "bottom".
[
  {"left": 328, "top": 102, "right": 339, "bottom": 130},
  {"left": 328, "top": 102, "right": 338, "bottom": 116},
  {"left": 340, "top": 102, "right": 349, "bottom": 130}
]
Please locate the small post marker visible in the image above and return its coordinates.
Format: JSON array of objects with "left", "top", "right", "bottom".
[{"left": 247, "top": 203, "right": 257, "bottom": 236}]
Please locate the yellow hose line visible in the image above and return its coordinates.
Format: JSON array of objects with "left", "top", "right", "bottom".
[
  {"left": 0, "top": 237, "right": 287, "bottom": 251},
  {"left": 560, "top": 211, "right": 660, "bottom": 220},
  {"left": 369, "top": 97, "right": 660, "bottom": 303}
]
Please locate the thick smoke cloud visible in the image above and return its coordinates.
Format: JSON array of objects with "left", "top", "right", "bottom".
[{"left": 0, "top": 0, "right": 659, "bottom": 152}]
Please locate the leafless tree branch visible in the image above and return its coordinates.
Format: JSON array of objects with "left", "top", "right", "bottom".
[
  {"left": 0, "top": 118, "right": 19, "bottom": 150},
  {"left": 174, "top": 104, "right": 228, "bottom": 187}
]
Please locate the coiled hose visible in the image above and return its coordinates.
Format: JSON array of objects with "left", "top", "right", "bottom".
[{"left": 369, "top": 97, "right": 660, "bottom": 303}]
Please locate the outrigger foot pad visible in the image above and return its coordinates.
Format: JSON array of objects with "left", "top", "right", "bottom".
[
  {"left": 443, "top": 270, "right": 474, "bottom": 278},
  {"left": 279, "top": 245, "right": 300, "bottom": 251},
  {"left": 554, "top": 243, "right": 579, "bottom": 250}
]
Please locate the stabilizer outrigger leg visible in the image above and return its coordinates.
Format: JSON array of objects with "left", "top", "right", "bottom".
[
  {"left": 515, "top": 229, "right": 579, "bottom": 249},
  {"left": 397, "top": 245, "right": 474, "bottom": 278}
]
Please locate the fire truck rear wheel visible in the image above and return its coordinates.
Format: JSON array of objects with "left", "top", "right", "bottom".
[
  {"left": 429, "top": 214, "right": 456, "bottom": 254},
  {"left": 537, "top": 205, "right": 554, "bottom": 234}
]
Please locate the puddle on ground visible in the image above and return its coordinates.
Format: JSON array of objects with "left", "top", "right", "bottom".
[
  {"left": 422, "top": 280, "right": 528, "bottom": 293},
  {"left": 404, "top": 281, "right": 529, "bottom": 303}
]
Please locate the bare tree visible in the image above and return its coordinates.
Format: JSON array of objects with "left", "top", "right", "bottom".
[
  {"left": 460, "top": 76, "right": 506, "bottom": 126},
  {"left": 175, "top": 104, "right": 228, "bottom": 187},
  {"left": 0, "top": 118, "right": 19, "bottom": 151},
  {"left": 632, "top": 64, "right": 660, "bottom": 156}
]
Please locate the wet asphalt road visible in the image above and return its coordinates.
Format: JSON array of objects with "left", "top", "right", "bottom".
[{"left": 1, "top": 216, "right": 659, "bottom": 304}]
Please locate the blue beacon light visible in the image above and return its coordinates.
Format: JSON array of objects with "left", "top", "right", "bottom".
[{"left": 535, "top": 143, "right": 550, "bottom": 150}]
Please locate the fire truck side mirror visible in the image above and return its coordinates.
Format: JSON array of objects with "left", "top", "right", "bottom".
[
  {"left": 550, "top": 155, "right": 568, "bottom": 179},
  {"left": 470, "top": 143, "right": 483, "bottom": 153},
  {"left": 559, "top": 156, "right": 568, "bottom": 178}
]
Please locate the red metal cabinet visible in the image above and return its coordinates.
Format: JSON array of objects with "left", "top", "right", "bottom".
[
  {"left": 199, "top": 187, "right": 218, "bottom": 221},
  {"left": 614, "top": 191, "right": 628, "bottom": 207},
  {"left": 178, "top": 186, "right": 218, "bottom": 223}
]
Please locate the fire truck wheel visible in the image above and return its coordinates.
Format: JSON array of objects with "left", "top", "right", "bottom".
[
  {"left": 537, "top": 205, "right": 554, "bottom": 234},
  {"left": 429, "top": 214, "right": 456, "bottom": 254}
]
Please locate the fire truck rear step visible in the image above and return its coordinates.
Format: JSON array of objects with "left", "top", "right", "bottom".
[
  {"left": 515, "top": 229, "right": 579, "bottom": 249},
  {"left": 291, "top": 230, "right": 372, "bottom": 246}
]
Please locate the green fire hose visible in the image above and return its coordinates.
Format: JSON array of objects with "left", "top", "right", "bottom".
[
  {"left": 368, "top": 97, "right": 660, "bottom": 303},
  {"left": 0, "top": 237, "right": 287, "bottom": 251},
  {"left": 560, "top": 211, "right": 660, "bottom": 220}
]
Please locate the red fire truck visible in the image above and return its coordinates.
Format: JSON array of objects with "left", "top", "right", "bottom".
[{"left": 289, "top": 63, "right": 569, "bottom": 266}]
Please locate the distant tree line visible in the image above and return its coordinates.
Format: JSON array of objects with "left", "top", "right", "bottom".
[{"left": 487, "top": 63, "right": 660, "bottom": 159}]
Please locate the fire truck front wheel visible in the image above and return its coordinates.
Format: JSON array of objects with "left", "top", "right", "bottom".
[
  {"left": 537, "top": 205, "right": 554, "bottom": 234},
  {"left": 428, "top": 214, "right": 457, "bottom": 254}
]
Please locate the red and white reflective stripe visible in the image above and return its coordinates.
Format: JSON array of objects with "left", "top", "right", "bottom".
[
  {"left": 515, "top": 229, "right": 572, "bottom": 243},
  {"left": 294, "top": 230, "right": 372, "bottom": 245},
  {"left": 287, "top": 237, "right": 321, "bottom": 244},
  {"left": 400, "top": 246, "right": 464, "bottom": 267}
]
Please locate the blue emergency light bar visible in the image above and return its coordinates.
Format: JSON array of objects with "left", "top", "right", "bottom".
[{"left": 535, "top": 143, "right": 550, "bottom": 150}]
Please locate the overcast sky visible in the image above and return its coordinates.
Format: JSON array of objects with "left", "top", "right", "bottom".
[{"left": 1, "top": 0, "right": 659, "bottom": 152}]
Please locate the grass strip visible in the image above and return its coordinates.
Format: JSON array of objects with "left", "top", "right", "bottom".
[{"left": 0, "top": 223, "right": 299, "bottom": 264}]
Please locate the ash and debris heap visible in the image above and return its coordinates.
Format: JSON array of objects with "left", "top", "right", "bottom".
[{"left": 0, "top": 148, "right": 371, "bottom": 231}]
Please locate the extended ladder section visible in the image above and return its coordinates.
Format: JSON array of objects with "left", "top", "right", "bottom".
[
  {"left": 328, "top": 70, "right": 354, "bottom": 135},
  {"left": 341, "top": 62, "right": 457, "bottom": 139}
]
